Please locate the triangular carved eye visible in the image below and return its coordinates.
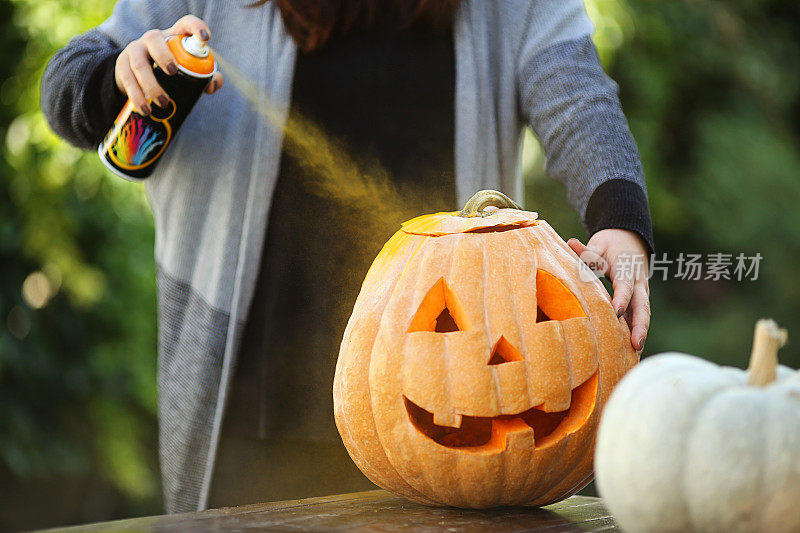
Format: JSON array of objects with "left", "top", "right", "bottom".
[
  {"left": 535, "top": 270, "right": 586, "bottom": 322},
  {"left": 408, "top": 278, "right": 471, "bottom": 333},
  {"left": 487, "top": 336, "right": 524, "bottom": 365}
]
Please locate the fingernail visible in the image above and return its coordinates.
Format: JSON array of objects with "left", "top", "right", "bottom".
[
  {"left": 200, "top": 29, "right": 209, "bottom": 41},
  {"left": 638, "top": 337, "right": 646, "bottom": 350},
  {"left": 141, "top": 103, "right": 151, "bottom": 115},
  {"left": 616, "top": 307, "right": 624, "bottom": 317},
  {"left": 157, "top": 95, "right": 169, "bottom": 108},
  {"left": 167, "top": 62, "right": 178, "bottom": 75}
]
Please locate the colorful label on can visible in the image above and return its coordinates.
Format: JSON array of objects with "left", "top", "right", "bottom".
[{"left": 102, "top": 98, "right": 175, "bottom": 172}]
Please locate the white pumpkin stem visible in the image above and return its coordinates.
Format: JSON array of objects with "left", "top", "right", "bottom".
[{"left": 747, "top": 319, "right": 788, "bottom": 386}]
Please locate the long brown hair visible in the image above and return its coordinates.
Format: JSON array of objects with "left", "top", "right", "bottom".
[{"left": 250, "top": 0, "right": 460, "bottom": 52}]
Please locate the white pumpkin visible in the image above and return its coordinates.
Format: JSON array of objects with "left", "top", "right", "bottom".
[{"left": 595, "top": 320, "right": 800, "bottom": 533}]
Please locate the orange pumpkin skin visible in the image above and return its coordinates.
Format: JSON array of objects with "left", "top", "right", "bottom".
[{"left": 333, "top": 201, "right": 638, "bottom": 508}]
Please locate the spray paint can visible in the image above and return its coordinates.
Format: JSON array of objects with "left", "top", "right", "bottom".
[{"left": 98, "top": 34, "right": 216, "bottom": 181}]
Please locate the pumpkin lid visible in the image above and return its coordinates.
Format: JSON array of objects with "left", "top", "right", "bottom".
[
  {"left": 401, "top": 209, "right": 538, "bottom": 236},
  {"left": 402, "top": 190, "right": 538, "bottom": 236}
]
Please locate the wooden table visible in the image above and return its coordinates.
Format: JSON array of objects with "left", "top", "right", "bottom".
[{"left": 49, "top": 490, "right": 618, "bottom": 532}]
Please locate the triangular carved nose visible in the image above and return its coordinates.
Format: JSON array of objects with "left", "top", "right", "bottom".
[{"left": 487, "top": 336, "right": 524, "bottom": 365}]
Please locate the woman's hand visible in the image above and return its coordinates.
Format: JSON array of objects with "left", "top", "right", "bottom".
[
  {"left": 114, "top": 15, "right": 225, "bottom": 116},
  {"left": 568, "top": 229, "right": 650, "bottom": 352}
]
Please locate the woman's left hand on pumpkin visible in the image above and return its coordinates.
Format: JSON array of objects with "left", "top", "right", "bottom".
[{"left": 567, "top": 229, "right": 650, "bottom": 352}]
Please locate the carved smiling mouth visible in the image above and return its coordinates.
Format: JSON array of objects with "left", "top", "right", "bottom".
[{"left": 404, "top": 372, "right": 598, "bottom": 453}]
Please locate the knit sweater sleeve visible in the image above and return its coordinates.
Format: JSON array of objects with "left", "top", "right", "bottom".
[
  {"left": 515, "top": 0, "right": 654, "bottom": 254},
  {"left": 40, "top": 0, "right": 194, "bottom": 149},
  {"left": 40, "top": 29, "right": 125, "bottom": 149}
]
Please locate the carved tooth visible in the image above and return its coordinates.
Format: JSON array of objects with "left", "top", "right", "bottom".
[
  {"left": 536, "top": 398, "right": 571, "bottom": 413},
  {"left": 433, "top": 411, "right": 463, "bottom": 428}
]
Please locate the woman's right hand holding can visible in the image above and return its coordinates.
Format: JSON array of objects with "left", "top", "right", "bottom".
[{"left": 114, "top": 15, "right": 224, "bottom": 115}]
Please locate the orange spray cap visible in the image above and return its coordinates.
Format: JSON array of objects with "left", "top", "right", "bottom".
[{"left": 167, "top": 34, "right": 216, "bottom": 78}]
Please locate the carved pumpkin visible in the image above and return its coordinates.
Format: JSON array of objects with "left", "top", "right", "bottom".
[
  {"left": 334, "top": 190, "right": 638, "bottom": 508},
  {"left": 596, "top": 319, "right": 800, "bottom": 533}
]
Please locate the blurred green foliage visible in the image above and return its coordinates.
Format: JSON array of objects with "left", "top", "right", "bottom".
[
  {"left": 0, "top": 0, "right": 798, "bottom": 529},
  {"left": 1, "top": 0, "right": 160, "bottom": 529}
]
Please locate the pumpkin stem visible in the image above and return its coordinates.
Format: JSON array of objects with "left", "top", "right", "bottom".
[
  {"left": 459, "top": 190, "right": 522, "bottom": 218},
  {"left": 747, "top": 319, "right": 788, "bottom": 386}
]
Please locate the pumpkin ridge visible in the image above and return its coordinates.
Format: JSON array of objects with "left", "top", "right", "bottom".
[
  {"left": 509, "top": 228, "right": 539, "bottom": 409},
  {"left": 334, "top": 228, "right": 404, "bottom": 484},
  {"left": 561, "top": 319, "right": 575, "bottom": 405},
  {"left": 761, "top": 387, "right": 798, "bottom": 530},
  {"left": 479, "top": 238, "right": 491, "bottom": 356},
  {"left": 477, "top": 238, "right": 503, "bottom": 417},
  {"left": 516, "top": 227, "right": 583, "bottom": 409},
  {"left": 486, "top": 235, "right": 506, "bottom": 416},
  {"left": 349, "top": 235, "right": 433, "bottom": 501},
  {"left": 441, "top": 237, "right": 462, "bottom": 429},
  {"left": 493, "top": 231, "right": 530, "bottom": 396},
  {"left": 531, "top": 324, "right": 600, "bottom": 498},
  {"left": 680, "top": 386, "right": 740, "bottom": 527},
  {"left": 391, "top": 238, "right": 461, "bottom": 498}
]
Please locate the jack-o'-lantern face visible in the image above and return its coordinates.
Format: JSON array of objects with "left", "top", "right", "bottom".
[
  {"left": 402, "top": 272, "right": 599, "bottom": 454},
  {"left": 334, "top": 191, "right": 638, "bottom": 509}
]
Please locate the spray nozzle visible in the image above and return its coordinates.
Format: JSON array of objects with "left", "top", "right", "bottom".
[{"left": 181, "top": 34, "right": 210, "bottom": 58}]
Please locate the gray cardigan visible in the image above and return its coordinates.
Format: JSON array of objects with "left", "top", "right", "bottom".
[{"left": 41, "top": 0, "right": 647, "bottom": 513}]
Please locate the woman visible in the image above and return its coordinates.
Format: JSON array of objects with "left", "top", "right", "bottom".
[{"left": 41, "top": 0, "right": 653, "bottom": 514}]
